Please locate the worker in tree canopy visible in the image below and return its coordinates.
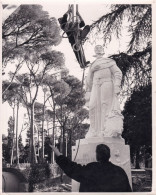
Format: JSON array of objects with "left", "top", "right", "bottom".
[
  {"left": 49, "top": 143, "right": 132, "bottom": 192},
  {"left": 58, "top": 8, "right": 90, "bottom": 68}
]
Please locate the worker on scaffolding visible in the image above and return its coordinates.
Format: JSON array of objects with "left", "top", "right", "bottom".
[{"left": 58, "top": 6, "right": 90, "bottom": 68}]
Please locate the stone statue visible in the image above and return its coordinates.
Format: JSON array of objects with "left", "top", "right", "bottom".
[{"left": 85, "top": 45, "right": 123, "bottom": 138}]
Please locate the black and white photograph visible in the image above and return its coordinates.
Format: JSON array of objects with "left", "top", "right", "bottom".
[{"left": 1, "top": 1, "right": 154, "bottom": 193}]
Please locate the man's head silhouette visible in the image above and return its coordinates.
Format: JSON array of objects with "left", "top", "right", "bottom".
[{"left": 96, "top": 144, "right": 111, "bottom": 162}]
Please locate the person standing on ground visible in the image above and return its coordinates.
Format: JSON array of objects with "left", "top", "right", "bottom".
[{"left": 50, "top": 143, "right": 132, "bottom": 192}]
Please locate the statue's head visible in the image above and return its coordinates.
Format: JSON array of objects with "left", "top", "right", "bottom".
[
  {"left": 93, "top": 45, "right": 105, "bottom": 57},
  {"left": 96, "top": 144, "right": 110, "bottom": 162}
]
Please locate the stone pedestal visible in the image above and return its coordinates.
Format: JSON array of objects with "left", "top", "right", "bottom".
[{"left": 72, "top": 137, "right": 132, "bottom": 192}]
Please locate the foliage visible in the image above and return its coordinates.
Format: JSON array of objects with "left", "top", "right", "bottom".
[
  {"left": 89, "top": 4, "right": 151, "bottom": 98},
  {"left": 2, "top": 5, "right": 62, "bottom": 68},
  {"left": 90, "top": 4, "right": 151, "bottom": 51},
  {"left": 4, "top": 47, "right": 65, "bottom": 163},
  {"left": 2, "top": 81, "right": 21, "bottom": 104},
  {"left": 23, "top": 144, "right": 30, "bottom": 163},
  {"left": 2, "top": 136, "right": 10, "bottom": 164},
  {"left": 28, "top": 163, "right": 51, "bottom": 192},
  {"left": 122, "top": 83, "right": 152, "bottom": 168},
  {"left": 52, "top": 75, "right": 89, "bottom": 132},
  {"left": 2, "top": 117, "right": 14, "bottom": 163},
  {"left": 42, "top": 73, "right": 89, "bottom": 157},
  {"left": 2, "top": 4, "right": 63, "bottom": 97},
  {"left": 71, "top": 123, "right": 89, "bottom": 144},
  {"left": 18, "top": 134, "right": 25, "bottom": 162}
]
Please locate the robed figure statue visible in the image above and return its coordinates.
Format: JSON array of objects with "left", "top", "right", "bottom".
[{"left": 85, "top": 45, "right": 123, "bottom": 138}]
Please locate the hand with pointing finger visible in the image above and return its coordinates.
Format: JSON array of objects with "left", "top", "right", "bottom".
[{"left": 49, "top": 145, "right": 62, "bottom": 157}]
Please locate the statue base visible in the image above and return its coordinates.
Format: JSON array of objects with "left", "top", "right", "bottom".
[{"left": 72, "top": 137, "right": 132, "bottom": 192}]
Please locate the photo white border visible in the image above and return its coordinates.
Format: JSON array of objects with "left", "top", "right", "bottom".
[{"left": 0, "top": 0, "right": 155, "bottom": 194}]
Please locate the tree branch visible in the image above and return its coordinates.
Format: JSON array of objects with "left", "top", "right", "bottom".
[{"left": 2, "top": 59, "right": 24, "bottom": 95}]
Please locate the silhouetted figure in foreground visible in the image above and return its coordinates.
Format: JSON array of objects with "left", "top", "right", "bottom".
[{"left": 50, "top": 143, "right": 132, "bottom": 192}]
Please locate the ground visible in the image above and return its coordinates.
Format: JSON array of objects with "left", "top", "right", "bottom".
[
  {"left": 34, "top": 170, "right": 152, "bottom": 192},
  {"left": 34, "top": 174, "right": 71, "bottom": 192}
]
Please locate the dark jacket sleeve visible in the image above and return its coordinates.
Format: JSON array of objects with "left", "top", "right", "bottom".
[
  {"left": 119, "top": 168, "right": 132, "bottom": 192},
  {"left": 56, "top": 155, "right": 87, "bottom": 183},
  {"left": 125, "top": 175, "right": 132, "bottom": 192}
]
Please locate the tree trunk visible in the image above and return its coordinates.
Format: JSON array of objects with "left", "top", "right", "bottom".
[
  {"left": 10, "top": 107, "right": 15, "bottom": 165},
  {"left": 51, "top": 103, "right": 56, "bottom": 163},
  {"left": 62, "top": 126, "right": 66, "bottom": 156},
  {"left": 16, "top": 102, "right": 19, "bottom": 165},
  {"left": 68, "top": 129, "right": 72, "bottom": 160},
  {"left": 41, "top": 92, "right": 46, "bottom": 163},
  {"left": 135, "top": 148, "right": 140, "bottom": 169},
  {"left": 30, "top": 103, "right": 36, "bottom": 164}
]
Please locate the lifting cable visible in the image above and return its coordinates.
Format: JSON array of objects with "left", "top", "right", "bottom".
[
  {"left": 72, "top": 5, "right": 87, "bottom": 161},
  {"left": 59, "top": 5, "right": 88, "bottom": 160},
  {"left": 73, "top": 66, "right": 86, "bottom": 161}
]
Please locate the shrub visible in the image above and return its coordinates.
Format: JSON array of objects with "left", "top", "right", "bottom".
[{"left": 28, "top": 163, "right": 51, "bottom": 192}]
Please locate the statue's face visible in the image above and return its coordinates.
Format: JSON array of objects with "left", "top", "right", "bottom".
[{"left": 94, "top": 45, "right": 104, "bottom": 55}]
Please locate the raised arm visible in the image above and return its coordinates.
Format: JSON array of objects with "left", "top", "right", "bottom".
[{"left": 49, "top": 145, "right": 87, "bottom": 183}]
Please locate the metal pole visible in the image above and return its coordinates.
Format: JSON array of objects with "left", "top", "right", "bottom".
[
  {"left": 72, "top": 4, "right": 74, "bottom": 23},
  {"left": 76, "top": 4, "right": 78, "bottom": 22}
]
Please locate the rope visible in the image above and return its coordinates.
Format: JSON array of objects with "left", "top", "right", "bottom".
[
  {"left": 60, "top": 5, "right": 88, "bottom": 68},
  {"left": 72, "top": 27, "right": 86, "bottom": 68},
  {"left": 73, "top": 67, "right": 86, "bottom": 161},
  {"left": 72, "top": 31, "right": 81, "bottom": 52}
]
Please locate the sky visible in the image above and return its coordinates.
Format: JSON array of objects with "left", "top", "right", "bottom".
[
  {"left": 42, "top": 3, "right": 130, "bottom": 80},
  {"left": 1, "top": 3, "right": 130, "bottom": 143}
]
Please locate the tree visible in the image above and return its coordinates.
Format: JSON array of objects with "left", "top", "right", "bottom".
[
  {"left": 50, "top": 75, "right": 89, "bottom": 157},
  {"left": 13, "top": 49, "right": 65, "bottom": 164},
  {"left": 2, "top": 4, "right": 62, "bottom": 92},
  {"left": 122, "top": 84, "right": 152, "bottom": 168},
  {"left": 18, "top": 134, "right": 24, "bottom": 163},
  {"left": 3, "top": 49, "right": 65, "bottom": 164},
  {"left": 33, "top": 101, "right": 53, "bottom": 162},
  {"left": 2, "top": 82, "right": 24, "bottom": 165},
  {"left": 2, "top": 5, "right": 61, "bottom": 68},
  {"left": 2, "top": 117, "right": 14, "bottom": 163},
  {"left": 42, "top": 72, "right": 89, "bottom": 159},
  {"left": 88, "top": 5, "right": 152, "bottom": 168},
  {"left": 2, "top": 135, "right": 10, "bottom": 164},
  {"left": 89, "top": 4, "right": 151, "bottom": 98}
]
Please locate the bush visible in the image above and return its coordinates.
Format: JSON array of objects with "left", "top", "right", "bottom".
[{"left": 28, "top": 163, "right": 51, "bottom": 192}]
